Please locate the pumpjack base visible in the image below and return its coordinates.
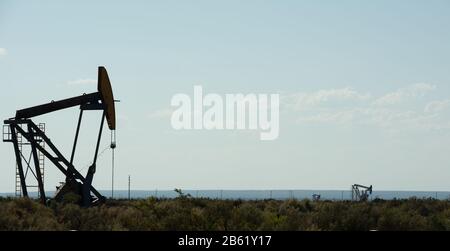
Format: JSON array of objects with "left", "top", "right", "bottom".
[{"left": 55, "top": 179, "right": 105, "bottom": 205}]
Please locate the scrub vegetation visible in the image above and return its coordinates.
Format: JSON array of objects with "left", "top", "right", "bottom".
[{"left": 0, "top": 195, "right": 449, "bottom": 231}]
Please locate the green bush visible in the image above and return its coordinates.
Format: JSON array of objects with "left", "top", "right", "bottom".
[
  {"left": 0, "top": 198, "right": 63, "bottom": 230},
  {"left": 0, "top": 197, "right": 448, "bottom": 231}
]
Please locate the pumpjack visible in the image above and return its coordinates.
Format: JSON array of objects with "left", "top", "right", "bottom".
[
  {"left": 3, "top": 66, "right": 116, "bottom": 207},
  {"left": 351, "top": 184, "right": 373, "bottom": 201},
  {"left": 312, "top": 194, "right": 321, "bottom": 201}
]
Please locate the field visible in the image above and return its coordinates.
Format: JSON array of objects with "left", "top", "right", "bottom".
[{"left": 0, "top": 196, "right": 449, "bottom": 231}]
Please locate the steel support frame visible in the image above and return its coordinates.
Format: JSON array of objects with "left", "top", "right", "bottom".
[
  {"left": 10, "top": 125, "right": 28, "bottom": 197},
  {"left": 5, "top": 118, "right": 106, "bottom": 206},
  {"left": 28, "top": 123, "right": 46, "bottom": 204},
  {"left": 82, "top": 110, "right": 106, "bottom": 206}
]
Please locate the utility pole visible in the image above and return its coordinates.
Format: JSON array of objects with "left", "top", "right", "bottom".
[{"left": 128, "top": 175, "right": 131, "bottom": 200}]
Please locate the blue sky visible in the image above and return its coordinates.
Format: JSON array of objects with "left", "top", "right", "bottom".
[{"left": 0, "top": 0, "right": 450, "bottom": 193}]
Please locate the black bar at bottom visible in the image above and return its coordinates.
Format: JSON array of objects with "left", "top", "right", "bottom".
[{"left": 0, "top": 231, "right": 444, "bottom": 250}]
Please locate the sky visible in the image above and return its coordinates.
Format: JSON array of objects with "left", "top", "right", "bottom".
[{"left": 0, "top": 0, "right": 450, "bottom": 193}]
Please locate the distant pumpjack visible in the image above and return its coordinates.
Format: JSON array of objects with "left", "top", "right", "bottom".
[
  {"left": 352, "top": 184, "right": 373, "bottom": 202},
  {"left": 312, "top": 194, "right": 321, "bottom": 201},
  {"left": 3, "top": 67, "right": 116, "bottom": 207}
]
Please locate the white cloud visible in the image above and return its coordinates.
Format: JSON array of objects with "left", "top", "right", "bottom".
[
  {"left": 296, "top": 107, "right": 443, "bottom": 132},
  {"left": 288, "top": 83, "right": 450, "bottom": 132},
  {"left": 425, "top": 100, "right": 450, "bottom": 113},
  {"left": 67, "top": 79, "right": 96, "bottom": 86},
  {"left": 282, "top": 87, "right": 371, "bottom": 111},
  {"left": 363, "top": 109, "right": 419, "bottom": 128},
  {"left": 0, "top": 48, "right": 7, "bottom": 56},
  {"left": 373, "top": 83, "right": 436, "bottom": 106},
  {"left": 297, "top": 109, "right": 356, "bottom": 124}
]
